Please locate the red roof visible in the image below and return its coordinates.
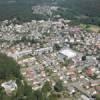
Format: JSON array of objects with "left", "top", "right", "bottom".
[{"left": 86, "top": 68, "right": 94, "bottom": 76}]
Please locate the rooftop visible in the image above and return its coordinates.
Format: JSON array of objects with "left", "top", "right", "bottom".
[{"left": 59, "top": 48, "right": 77, "bottom": 58}]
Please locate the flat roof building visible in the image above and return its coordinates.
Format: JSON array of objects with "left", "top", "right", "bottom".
[{"left": 59, "top": 48, "right": 77, "bottom": 59}]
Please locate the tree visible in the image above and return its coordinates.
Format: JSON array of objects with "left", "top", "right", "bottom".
[
  {"left": 42, "top": 81, "right": 52, "bottom": 93},
  {"left": 54, "top": 80, "right": 63, "bottom": 92},
  {"left": 0, "top": 53, "right": 22, "bottom": 80},
  {"left": 82, "top": 55, "right": 86, "bottom": 61},
  {"left": 33, "top": 89, "right": 44, "bottom": 100},
  {"left": 48, "top": 93, "right": 58, "bottom": 100},
  {"left": 53, "top": 44, "right": 61, "bottom": 51},
  {"left": 95, "top": 94, "right": 100, "bottom": 100}
]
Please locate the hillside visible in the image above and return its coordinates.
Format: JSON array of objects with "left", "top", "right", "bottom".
[
  {"left": 0, "top": 0, "right": 100, "bottom": 25},
  {"left": 57, "top": 0, "right": 100, "bottom": 17}
]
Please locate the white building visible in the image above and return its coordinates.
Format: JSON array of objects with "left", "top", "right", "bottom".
[
  {"left": 7, "top": 49, "right": 32, "bottom": 60},
  {"left": 58, "top": 48, "right": 77, "bottom": 61},
  {"left": 34, "top": 47, "right": 53, "bottom": 55},
  {"left": 1, "top": 80, "right": 17, "bottom": 94}
]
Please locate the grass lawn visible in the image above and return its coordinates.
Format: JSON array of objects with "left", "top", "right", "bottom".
[
  {"left": 80, "top": 24, "right": 100, "bottom": 33},
  {"left": 87, "top": 25, "right": 100, "bottom": 33}
]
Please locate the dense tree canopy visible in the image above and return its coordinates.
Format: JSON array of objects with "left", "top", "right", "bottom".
[
  {"left": 0, "top": 0, "right": 100, "bottom": 25},
  {"left": 0, "top": 53, "right": 21, "bottom": 80},
  {"left": 54, "top": 80, "right": 64, "bottom": 92}
]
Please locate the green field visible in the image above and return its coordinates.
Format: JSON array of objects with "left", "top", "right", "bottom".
[{"left": 80, "top": 24, "right": 100, "bottom": 33}]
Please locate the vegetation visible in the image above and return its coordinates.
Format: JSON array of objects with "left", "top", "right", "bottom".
[
  {"left": 0, "top": 0, "right": 100, "bottom": 25},
  {"left": 53, "top": 44, "right": 61, "bottom": 51},
  {"left": 78, "top": 23, "right": 100, "bottom": 33},
  {"left": 0, "top": 3, "right": 49, "bottom": 22},
  {"left": 95, "top": 94, "right": 100, "bottom": 100},
  {"left": 54, "top": 80, "right": 64, "bottom": 92},
  {"left": 0, "top": 53, "right": 21, "bottom": 80}
]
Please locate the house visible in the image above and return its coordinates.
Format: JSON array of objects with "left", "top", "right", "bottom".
[
  {"left": 90, "top": 80, "right": 100, "bottom": 87},
  {"left": 86, "top": 67, "right": 95, "bottom": 77},
  {"left": 81, "top": 95, "right": 90, "bottom": 100},
  {"left": 67, "top": 85, "right": 76, "bottom": 95},
  {"left": 95, "top": 86, "right": 100, "bottom": 93},
  {"left": 83, "top": 83, "right": 90, "bottom": 89},
  {"left": 89, "top": 88, "right": 97, "bottom": 95},
  {"left": 1, "top": 80, "right": 17, "bottom": 95},
  {"left": 70, "top": 74, "right": 77, "bottom": 81}
]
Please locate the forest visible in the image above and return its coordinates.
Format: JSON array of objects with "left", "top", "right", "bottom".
[{"left": 0, "top": 0, "right": 100, "bottom": 25}]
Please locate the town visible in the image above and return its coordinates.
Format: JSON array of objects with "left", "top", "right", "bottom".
[{"left": 0, "top": 18, "right": 100, "bottom": 100}]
